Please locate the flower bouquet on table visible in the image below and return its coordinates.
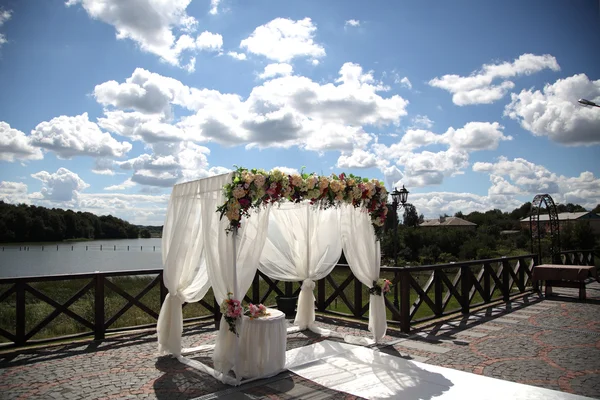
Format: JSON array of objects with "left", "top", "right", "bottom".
[
  {"left": 244, "top": 303, "right": 270, "bottom": 319},
  {"left": 369, "top": 278, "right": 392, "bottom": 296},
  {"left": 220, "top": 293, "right": 243, "bottom": 336}
]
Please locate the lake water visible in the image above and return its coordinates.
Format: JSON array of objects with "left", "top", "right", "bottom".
[{"left": 0, "top": 238, "right": 164, "bottom": 278}]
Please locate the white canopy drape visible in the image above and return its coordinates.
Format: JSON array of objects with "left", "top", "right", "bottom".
[
  {"left": 258, "top": 203, "right": 342, "bottom": 330},
  {"left": 340, "top": 204, "right": 387, "bottom": 342},
  {"left": 157, "top": 176, "right": 219, "bottom": 356},
  {"left": 202, "top": 193, "right": 271, "bottom": 377}
]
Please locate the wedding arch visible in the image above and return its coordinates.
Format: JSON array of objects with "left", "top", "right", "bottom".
[{"left": 156, "top": 167, "right": 391, "bottom": 385}]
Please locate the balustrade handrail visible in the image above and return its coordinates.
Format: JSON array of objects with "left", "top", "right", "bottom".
[{"left": 2, "top": 250, "right": 596, "bottom": 349}]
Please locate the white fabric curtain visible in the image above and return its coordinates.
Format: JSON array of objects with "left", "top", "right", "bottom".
[
  {"left": 340, "top": 204, "right": 386, "bottom": 342},
  {"left": 157, "top": 177, "right": 218, "bottom": 356},
  {"left": 201, "top": 182, "right": 271, "bottom": 377},
  {"left": 259, "top": 202, "right": 342, "bottom": 330}
]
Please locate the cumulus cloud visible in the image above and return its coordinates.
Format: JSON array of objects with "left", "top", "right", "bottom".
[
  {"left": 373, "top": 121, "right": 510, "bottom": 188},
  {"left": 29, "top": 113, "right": 132, "bottom": 159},
  {"left": 271, "top": 166, "right": 299, "bottom": 175},
  {"left": 473, "top": 156, "right": 600, "bottom": 210},
  {"left": 429, "top": 53, "right": 560, "bottom": 105},
  {"left": 411, "top": 115, "right": 433, "bottom": 129},
  {"left": 345, "top": 19, "right": 360, "bottom": 27},
  {"left": 258, "top": 63, "right": 293, "bottom": 80},
  {"left": 0, "top": 8, "right": 11, "bottom": 48},
  {"left": 240, "top": 17, "right": 325, "bottom": 62},
  {"left": 337, "top": 149, "right": 379, "bottom": 168},
  {"left": 227, "top": 51, "right": 246, "bottom": 60},
  {"left": 504, "top": 74, "right": 600, "bottom": 146},
  {"left": 66, "top": 0, "right": 221, "bottom": 68},
  {"left": 0, "top": 181, "right": 29, "bottom": 204},
  {"left": 104, "top": 178, "right": 136, "bottom": 191},
  {"left": 195, "top": 31, "right": 223, "bottom": 51},
  {"left": 209, "top": 0, "right": 221, "bottom": 15},
  {"left": 398, "top": 77, "right": 412, "bottom": 90},
  {"left": 31, "top": 168, "right": 90, "bottom": 202},
  {"left": 409, "top": 191, "right": 523, "bottom": 219},
  {"left": 0, "top": 122, "right": 44, "bottom": 162}
]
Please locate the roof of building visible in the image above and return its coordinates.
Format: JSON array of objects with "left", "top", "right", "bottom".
[
  {"left": 520, "top": 211, "right": 599, "bottom": 222},
  {"left": 419, "top": 216, "right": 477, "bottom": 227}
]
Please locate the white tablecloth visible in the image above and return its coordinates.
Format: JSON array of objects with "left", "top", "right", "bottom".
[{"left": 237, "top": 308, "right": 287, "bottom": 379}]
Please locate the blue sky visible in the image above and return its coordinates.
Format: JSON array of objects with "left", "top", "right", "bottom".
[{"left": 0, "top": 0, "right": 599, "bottom": 225}]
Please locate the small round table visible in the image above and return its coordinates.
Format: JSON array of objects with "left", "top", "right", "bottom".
[{"left": 237, "top": 308, "right": 287, "bottom": 378}]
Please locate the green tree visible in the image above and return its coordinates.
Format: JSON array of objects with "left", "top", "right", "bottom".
[
  {"left": 402, "top": 203, "right": 420, "bottom": 227},
  {"left": 140, "top": 229, "right": 151, "bottom": 239}
]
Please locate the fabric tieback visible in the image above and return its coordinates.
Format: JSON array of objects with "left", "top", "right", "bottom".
[{"left": 301, "top": 279, "right": 315, "bottom": 291}]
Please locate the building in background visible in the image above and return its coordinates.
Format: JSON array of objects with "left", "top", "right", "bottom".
[
  {"left": 520, "top": 212, "right": 600, "bottom": 234},
  {"left": 419, "top": 216, "right": 477, "bottom": 230}
]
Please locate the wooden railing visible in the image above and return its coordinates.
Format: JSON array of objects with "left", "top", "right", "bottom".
[
  {"left": 4, "top": 251, "right": 596, "bottom": 349},
  {"left": 558, "top": 249, "right": 598, "bottom": 266}
]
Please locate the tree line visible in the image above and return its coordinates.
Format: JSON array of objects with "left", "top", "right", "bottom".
[
  {"left": 0, "top": 201, "right": 162, "bottom": 243},
  {"left": 380, "top": 201, "right": 600, "bottom": 266}
]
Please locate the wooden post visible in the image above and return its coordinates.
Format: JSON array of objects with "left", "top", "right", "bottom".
[
  {"left": 483, "top": 263, "right": 491, "bottom": 302},
  {"left": 353, "top": 276, "right": 362, "bottom": 318},
  {"left": 252, "top": 274, "right": 260, "bottom": 304},
  {"left": 159, "top": 272, "right": 167, "bottom": 305},
  {"left": 502, "top": 259, "right": 510, "bottom": 302},
  {"left": 214, "top": 297, "right": 221, "bottom": 329},
  {"left": 518, "top": 257, "right": 526, "bottom": 292},
  {"left": 434, "top": 270, "right": 443, "bottom": 316},
  {"left": 461, "top": 266, "right": 470, "bottom": 314},
  {"left": 317, "top": 278, "right": 325, "bottom": 311},
  {"left": 95, "top": 275, "right": 105, "bottom": 341},
  {"left": 400, "top": 269, "right": 410, "bottom": 333},
  {"left": 16, "top": 281, "right": 26, "bottom": 347},
  {"left": 285, "top": 281, "right": 293, "bottom": 297}
]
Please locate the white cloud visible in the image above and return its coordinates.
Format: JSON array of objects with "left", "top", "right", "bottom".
[
  {"left": 209, "top": 0, "right": 221, "bottom": 15},
  {"left": 311, "top": 59, "right": 319, "bottom": 66},
  {"left": 411, "top": 115, "right": 433, "bottom": 129},
  {"left": 104, "top": 178, "right": 136, "bottom": 191},
  {"left": 504, "top": 74, "right": 600, "bottom": 146},
  {"left": 31, "top": 168, "right": 90, "bottom": 202},
  {"left": 29, "top": 113, "right": 132, "bottom": 159},
  {"left": 473, "top": 156, "right": 600, "bottom": 210},
  {"left": 66, "top": 0, "right": 221, "bottom": 69},
  {"left": 337, "top": 149, "right": 379, "bottom": 168},
  {"left": 429, "top": 53, "right": 560, "bottom": 105},
  {"left": 240, "top": 17, "right": 325, "bottom": 62},
  {"left": 409, "top": 191, "right": 523, "bottom": 219},
  {"left": 0, "top": 122, "right": 44, "bottom": 162},
  {"left": 258, "top": 63, "right": 293, "bottom": 80},
  {"left": 488, "top": 174, "right": 521, "bottom": 196},
  {"left": 345, "top": 19, "right": 360, "bottom": 27},
  {"left": 0, "top": 181, "right": 29, "bottom": 204},
  {"left": 227, "top": 51, "right": 246, "bottom": 60},
  {"left": 398, "top": 77, "right": 412, "bottom": 90},
  {"left": 373, "top": 121, "right": 509, "bottom": 188},
  {"left": 0, "top": 8, "right": 11, "bottom": 48},
  {"left": 442, "top": 121, "right": 511, "bottom": 151},
  {"left": 195, "top": 31, "right": 223, "bottom": 51}
]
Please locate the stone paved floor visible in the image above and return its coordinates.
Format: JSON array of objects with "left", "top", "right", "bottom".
[{"left": 1, "top": 281, "right": 599, "bottom": 399}]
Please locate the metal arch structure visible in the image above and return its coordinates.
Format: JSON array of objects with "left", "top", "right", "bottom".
[{"left": 529, "top": 194, "right": 561, "bottom": 263}]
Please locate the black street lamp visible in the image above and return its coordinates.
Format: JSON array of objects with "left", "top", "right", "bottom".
[
  {"left": 578, "top": 98, "right": 600, "bottom": 108},
  {"left": 391, "top": 185, "right": 409, "bottom": 309}
]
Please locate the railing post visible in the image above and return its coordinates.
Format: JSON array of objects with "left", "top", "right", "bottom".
[
  {"left": 460, "top": 266, "right": 470, "bottom": 314},
  {"left": 483, "top": 263, "right": 491, "bottom": 302},
  {"left": 284, "top": 281, "right": 293, "bottom": 297},
  {"left": 589, "top": 251, "right": 595, "bottom": 267},
  {"left": 400, "top": 269, "right": 410, "bottom": 333},
  {"left": 434, "top": 270, "right": 443, "bottom": 316},
  {"left": 317, "top": 278, "right": 325, "bottom": 312},
  {"left": 393, "top": 270, "right": 400, "bottom": 310},
  {"left": 95, "top": 274, "right": 105, "bottom": 341},
  {"left": 502, "top": 259, "right": 510, "bottom": 302},
  {"left": 159, "top": 272, "right": 167, "bottom": 305},
  {"left": 518, "top": 257, "right": 526, "bottom": 292},
  {"left": 16, "top": 281, "right": 25, "bottom": 347},
  {"left": 252, "top": 274, "right": 260, "bottom": 304},
  {"left": 353, "top": 275, "right": 362, "bottom": 318},
  {"left": 214, "top": 297, "right": 221, "bottom": 329}
]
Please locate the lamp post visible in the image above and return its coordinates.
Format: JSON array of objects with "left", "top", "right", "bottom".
[
  {"left": 578, "top": 98, "right": 600, "bottom": 108},
  {"left": 391, "top": 185, "right": 409, "bottom": 309}
]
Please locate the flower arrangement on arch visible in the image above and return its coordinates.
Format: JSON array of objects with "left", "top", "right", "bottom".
[
  {"left": 244, "top": 303, "right": 269, "bottom": 319},
  {"left": 220, "top": 293, "right": 243, "bottom": 336},
  {"left": 216, "top": 166, "right": 389, "bottom": 238},
  {"left": 369, "top": 278, "right": 392, "bottom": 296}
]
